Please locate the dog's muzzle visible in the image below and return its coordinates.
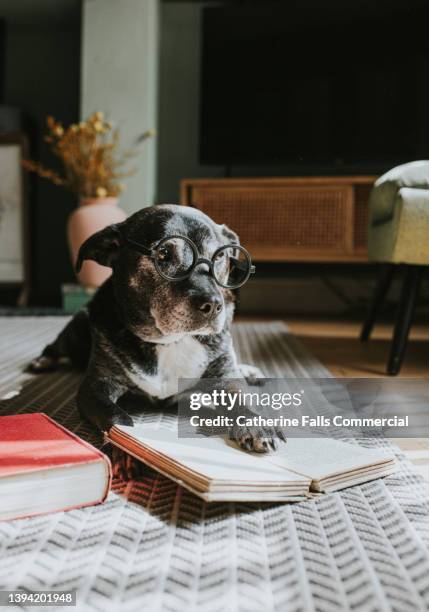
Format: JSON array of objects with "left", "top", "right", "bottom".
[{"left": 191, "top": 293, "right": 223, "bottom": 319}]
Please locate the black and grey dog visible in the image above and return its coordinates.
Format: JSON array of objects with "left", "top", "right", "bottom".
[{"left": 29, "top": 204, "right": 284, "bottom": 452}]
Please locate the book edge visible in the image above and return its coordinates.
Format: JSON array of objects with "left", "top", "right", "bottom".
[
  {"left": 0, "top": 494, "right": 110, "bottom": 523},
  {"left": 0, "top": 456, "right": 112, "bottom": 522},
  {"left": 0, "top": 413, "right": 112, "bottom": 492},
  {"left": 107, "top": 436, "right": 310, "bottom": 502}
]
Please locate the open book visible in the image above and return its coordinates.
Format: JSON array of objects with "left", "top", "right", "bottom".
[{"left": 108, "top": 424, "right": 396, "bottom": 502}]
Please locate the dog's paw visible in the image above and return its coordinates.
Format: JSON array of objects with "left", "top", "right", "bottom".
[
  {"left": 110, "top": 408, "right": 134, "bottom": 428},
  {"left": 87, "top": 402, "right": 134, "bottom": 433},
  {"left": 26, "top": 355, "right": 59, "bottom": 373},
  {"left": 229, "top": 424, "right": 286, "bottom": 453},
  {"left": 239, "top": 363, "right": 265, "bottom": 386}
]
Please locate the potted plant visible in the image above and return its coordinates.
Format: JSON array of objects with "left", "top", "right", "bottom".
[{"left": 23, "top": 112, "right": 154, "bottom": 288}]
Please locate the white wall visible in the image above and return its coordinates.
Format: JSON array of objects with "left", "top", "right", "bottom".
[
  {"left": 157, "top": 2, "right": 224, "bottom": 202},
  {"left": 81, "top": 0, "right": 159, "bottom": 214}
]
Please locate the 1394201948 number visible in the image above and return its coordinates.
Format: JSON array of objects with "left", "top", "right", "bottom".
[{"left": 0, "top": 590, "right": 76, "bottom": 607}]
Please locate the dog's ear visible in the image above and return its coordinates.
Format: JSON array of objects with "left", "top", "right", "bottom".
[
  {"left": 75, "top": 223, "right": 123, "bottom": 273},
  {"left": 220, "top": 223, "right": 240, "bottom": 245}
]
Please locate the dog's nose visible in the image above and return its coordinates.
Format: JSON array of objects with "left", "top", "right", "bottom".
[{"left": 198, "top": 296, "right": 223, "bottom": 318}]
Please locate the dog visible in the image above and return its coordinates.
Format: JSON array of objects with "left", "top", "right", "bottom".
[{"left": 29, "top": 204, "right": 285, "bottom": 453}]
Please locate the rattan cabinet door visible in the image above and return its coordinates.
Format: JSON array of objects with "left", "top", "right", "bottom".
[
  {"left": 190, "top": 185, "right": 355, "bottom": 261},
  {"left": 353, "top": 184, "right": 371, "bottom": 255}
]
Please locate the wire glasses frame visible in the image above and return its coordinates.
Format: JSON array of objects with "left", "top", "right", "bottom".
[{"left": 123, "top": 234, "right": 256, "bottom": 289}]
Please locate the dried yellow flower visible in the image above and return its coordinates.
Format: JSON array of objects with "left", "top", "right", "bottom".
[
  {"left": 96, "top": 186, "right": 108, "bottom": 197},
  {"left": 135, "top": 129, "right": 156, "bottom": 144},
  {"left": 22, "top": 112, "right": 153, "bottom": 199}
]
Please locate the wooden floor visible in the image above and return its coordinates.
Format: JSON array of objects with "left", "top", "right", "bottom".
[
  {"left": 239, "top": 316, "right": 429, "bottom": 476},
  {"left": 287, "top": 318, "right": 429, "bottom": 378},
  {"left": 287, "top": 318, "right": 429, "bottom": 477}
]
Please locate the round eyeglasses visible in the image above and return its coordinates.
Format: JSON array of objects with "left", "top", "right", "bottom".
[{"left": 124, "top": 234, "right": 255, "bottom": 289}]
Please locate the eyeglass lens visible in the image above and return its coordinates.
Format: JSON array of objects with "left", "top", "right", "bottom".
[
  {"left": 154, "top": 237, "right": 196, "bottom": 279},
  {"left": 213, "top": 246, "right": 250, "bottom": 288},
  {"left": 153, "top": 236, "right": 251, "bottom": 288}
]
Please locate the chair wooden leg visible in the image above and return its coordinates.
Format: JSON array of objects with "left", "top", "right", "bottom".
[
  {"left": 360, "top": 263, "right": 395, "bottom": 342},
  {"left": 387, "top": 265, "right": 422, "bottom": 375}
]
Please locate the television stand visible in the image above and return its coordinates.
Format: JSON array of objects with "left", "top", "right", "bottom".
[{"left": 180, "top": 176, "right": 376, "bottom": 262}]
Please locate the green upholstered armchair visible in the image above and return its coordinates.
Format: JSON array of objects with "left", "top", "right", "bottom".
[{"left": 361, "top": 161, "right": 429, "bottom": 374}]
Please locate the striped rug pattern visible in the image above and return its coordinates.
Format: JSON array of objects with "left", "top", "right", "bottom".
[{"left": 1, "top": 317, "right": 429, "bottom": 612}]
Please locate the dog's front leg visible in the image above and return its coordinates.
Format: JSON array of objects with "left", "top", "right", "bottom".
[
  {"left": 77, "top": 367, "right": 132, "bottom": 432},
  {"left": 177, "top": 354, "right": 287, "bottom": 453},
  {"left": 223, "top": 379, "right": 287, "bottom": 453}
]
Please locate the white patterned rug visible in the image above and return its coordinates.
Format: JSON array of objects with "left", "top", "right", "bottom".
[{"left": 1, "top": 318, "right": 429, "bottom": 612}]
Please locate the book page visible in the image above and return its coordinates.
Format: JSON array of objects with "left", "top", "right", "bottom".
[
  {"left": 113, "top": 425, "right": 309, "bottom": 485},
  {"left": 262, "top": 437, "right": 394, "bottom": 480}
]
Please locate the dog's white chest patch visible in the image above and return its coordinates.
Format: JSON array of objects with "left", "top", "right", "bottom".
[{"left": 127, "top": 336, "right": 208, "bottom": 399}]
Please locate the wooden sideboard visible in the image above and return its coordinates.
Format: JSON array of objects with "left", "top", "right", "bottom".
[{"left": 180, "top": 176, "right": 377, "bottom": 262}]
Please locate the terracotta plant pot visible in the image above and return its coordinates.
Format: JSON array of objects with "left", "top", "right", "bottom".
[{"left": 67, "top": 197, "right": 127, "bottom": 288}]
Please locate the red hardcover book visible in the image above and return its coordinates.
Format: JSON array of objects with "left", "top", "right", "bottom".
[{"left": 0, "top": 413, "right": 111, "bottom": 521}]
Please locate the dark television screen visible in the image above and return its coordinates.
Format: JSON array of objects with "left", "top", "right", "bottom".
[{"left": 200, "top": 1, "right": 429, "bottom": 168}]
